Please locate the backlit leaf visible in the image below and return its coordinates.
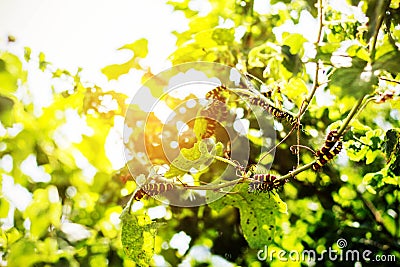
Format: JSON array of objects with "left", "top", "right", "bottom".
[
  {"left": 329, "top": 58, "right": 377, "bottom": 98},
  {"left": 0, "top": 52, "right": 24, "bottom": 95},
  {"left": 165, "top": 140, "right": 223, "bottom": 178},
  {"left": 0, "top": 198, "right": 10, "bottom": 218},
  {"left": 7, "top": 240, "right": 40, "bottom": 267},
  {"left": 120, "top": 212, "right": 159, "bottom": 266},
  {"left": 101, "top": 38, "right": 148, "bottom": 80},
  {"left": 283, "top": 77, "right": 308, "bottom": 108},
  {"left": 23, "top": 186, "right": 62, "bottom": 240},
  {"left": 282, "top": 33, "right": 308, "bottom": 55},
  {"left": 373, "top": 50, "right": 400, "bottom": 75},
  {"left": 208, "top": 183, "right": 285, "bottom": 249}
]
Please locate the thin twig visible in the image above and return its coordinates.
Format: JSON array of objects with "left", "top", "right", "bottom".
[
  {"left": 298, "top": 0, "right": 324, "bottom": 118},
  {"left": 120, "top": 191, "right": 136, "bottom": 218},
  {"left": 258, "top": 124, "right": 297, "bottom": 163},
  {"left": 214, "top": 155, "right": 241, "bottom": 169},
  {"left": 337, "top": 95, "right": 367, "bottom": 137},
  {"left": 276, "top": 162, "right": 314, "bottom": 181},
  {"left": 290, "top": 144, "right": 316, "bottom": 155},
  {"left": 183, "top": 177, "right": 246, "bottom": 191}
]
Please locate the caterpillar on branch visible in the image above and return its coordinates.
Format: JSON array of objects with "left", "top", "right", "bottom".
[
  {"left": 248, "top": 173, "right": 288, "bottom": 194},
  {"left": 312, "top": 129, "right": 343, "bottom": 171},
  {"left": 134, "top": 182, "right": 175, "bottom": 201}
]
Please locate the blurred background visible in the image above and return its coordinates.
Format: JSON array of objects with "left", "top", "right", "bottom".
[{"left": 1, "top": 0, "right": 399, "bottom": 266}]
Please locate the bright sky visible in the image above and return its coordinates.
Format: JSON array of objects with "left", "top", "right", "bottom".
[
  {"left": 0, "top": 0, "right": 191, "bottom": 231},
  {"left": 0, "top": 0, "right": 190, "bottom": 170},
  {"left": 0, "top": 0, "right": 187, "bottom": 74}
]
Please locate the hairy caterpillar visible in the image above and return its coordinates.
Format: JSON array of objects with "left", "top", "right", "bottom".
[
  {"left": 249, "top": 97, "right": 297, "bottom": 126},
  {"left": 134, "top": 182, "right": 175, "bottom": 200},
  {"left": 315, "top": 130, "right": 339, "bottom": 158},
  {"left": 206, "top": 85, "right": 228, "bottom": 102},
  {"left": 201, "top": 97, "right": 229, "bottom": 138},
  {"left": 312, "top": 138, "right": 343, "bottom": 171},
  {"left": 248, "top": 173, "right": 288, "bottom": 193}
]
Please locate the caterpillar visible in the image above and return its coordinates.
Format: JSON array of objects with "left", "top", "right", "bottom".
[
  {"left": 249, "top": 97, "right": 297, "bottom": 126},
  {"left": 134, "top": 182, "right": 175, "bottom": 200},
  {"left": 206, "top": 85, "right": 228, "bottom": 102},
  {"left": 248, "top": 173, "right": 288, "bottom": 193},
  {"left": 315, "top": 130, "right": 339, "bottom": 158},
  {"left": 203, "top": 118, "right": 217, "bottom": 138},
  {"left": 200, "top": 100, "right": 229, "bottom": 138},
  {"left": 312, "top": 140, "right": 343, "bottom": 171}
]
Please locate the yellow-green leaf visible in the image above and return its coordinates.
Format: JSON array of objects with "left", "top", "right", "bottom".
[
  {"left": 208, "top": 183, "right": 283, "bottom": 249},
  {"left": 101, "top": 38, "right": 148, "bottom": 80},
  {"left": 283, "top": 77, "right": 308, "bottom": 108},
  {"left": 120, "top": 213, "right": 159, "bottom": 266}
]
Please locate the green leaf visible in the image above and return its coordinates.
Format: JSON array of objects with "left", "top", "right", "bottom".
[
  {"left": 283, "top": 77, "right": 309, "bottom": 108},
  {"left": 119, "top": 38, "right": 149, "bottom": 59},
  {"left": 7, "top": 240, "right": 40, "bottom": 267},
  {"left": 388, "top": 155, "right": 400, "bottom": 176},
  {"left": 347, "top": 45, "right": 370, "bottom": 62},
  {"left": 390, "top": 0, "right": 400, "bottom": 8},
  {"left": 373, "top": 50, "right": 400, "bottom": 74},
  {"left": 365, "top": 150, "right": 381, "bottom": 164},
  {"left": 282, "top": 33, "right": 308, "bottom": 55},
  {"left": 23, "top": 186, "right": 62, "bottom": 240},
  {"left": 345, "top": 140, "right": 369, "bottom": 162},
  {"left": 24, "top": 47, "right": 31, "bottom": 62},
  {"left": 167, "top": 0, "right": 198, "bottom": 17},
  {"left": 0, "top": 52, "right": 24, "bottom": 95},
  {"left": 248, "top": 42, "right": 278, "bottom": 68},
  {"left": 281, "top": 45, "right": 303, "bottom": 76},
  {"left": 363, "top": 172, "right": 384, "bottom": 193},
  {"left": 165, "top": 140, "right": 223, "bottom": 178},
  {"left": 208, "top": 183, "right": 286, "bottom": 249},
  {"left": 211, "top": 28, "right": 235, "bottom": 45},
  {"left": 383, "top": 129, "right": 399, "bottom": 159},
  {"left": 316, "top": 43, "right": 341, "bottom": 62},
  {"left": 247, "top": 129, "right": 264, "bottom": 146},
  {"left": 329, "top": 58, "right": 377, "bottom": 98},
  {"left": 75, "top": 115, "right": 113, "bottom": 173},
  {"left": 101, "top": 38, "right": 148, "bottom": 80},
  {"left": 0, "top": 198, "right": 10, "bottom": 218},
  {"left": 0, "top": 95, "right": 14, "bottom": 114},
  {"left": 351, "top": 119, "right": 372, "bottom": 133},
  {"left": 39, "top": 52, "right": 48, "bottom": 71},
  {"left": 120, "top": 213, "right": 159, "bottom": 266},
  {"left": 35, "top": 143, "right": 50, "bottom": 165}
]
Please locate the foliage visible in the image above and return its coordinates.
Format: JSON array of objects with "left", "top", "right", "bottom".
[{"left": 1, "top": 0, "right": 400, "bottom": 266}]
